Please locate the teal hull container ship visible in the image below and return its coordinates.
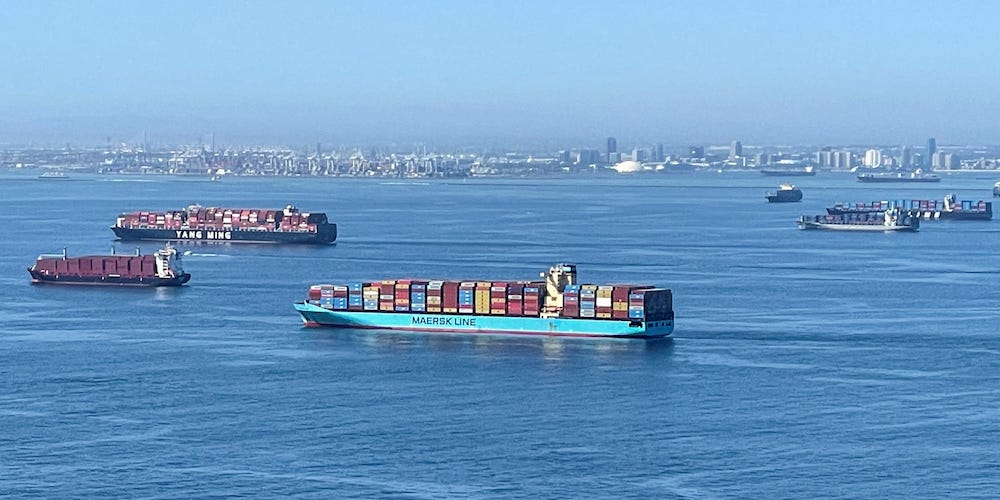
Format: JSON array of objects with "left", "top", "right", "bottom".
[{"left": 294, "top": 264, "right": 674, "bottom": 339}]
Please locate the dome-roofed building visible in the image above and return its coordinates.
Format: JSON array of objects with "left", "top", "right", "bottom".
[{"left": 612, "top": 160, "right": 643, "bottom": 173}]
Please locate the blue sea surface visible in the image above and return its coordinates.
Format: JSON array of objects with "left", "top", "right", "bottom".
[{"left": 1, "top": 171, "right": 999, "bottom": 498}]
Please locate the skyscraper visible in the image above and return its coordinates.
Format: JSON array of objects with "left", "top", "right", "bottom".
[
  {"left": 927, "top": 138, "right": 937, "bottom": 159},
  {"left": 900, "top": 146, "right": 912, "bottom": 168},
  {"left": 864, "top": 149, "right": 882, "bottom": 167},
  {"left": 655, "top": 143, "right": 664, "bottom": 162},
  {"left": 606, "top": 137, "right": 617, "bottom": 163},
  {"left": 729, "top": 140, "right": 742, "bottom": 160}
]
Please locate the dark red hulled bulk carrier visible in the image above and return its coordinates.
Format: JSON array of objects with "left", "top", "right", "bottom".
[
  {"left": 111, "top": 204, "right": 336, "bottom": 244},
  {"left": 28, "top": 245, "right": 190, "bottom": 286}
]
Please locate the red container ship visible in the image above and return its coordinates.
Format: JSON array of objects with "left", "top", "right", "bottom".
[
  {"left": 28, "top": 245, "right": 190, "bottom": 286},
  {"left": 111, "top": 204, "right": 336, "bottom": 244}
]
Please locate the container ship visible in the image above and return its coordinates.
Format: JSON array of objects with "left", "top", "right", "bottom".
[
  {"left": 856, "top": 172, "right": 941, "bottom": 183},
  {"left": 797, "top": 209, "right": 919, "bottom": 232},
  {"left": 28, "top": 245, "right": 190, "bottom": 286},
  {"left": 294, "top": 264, "right": 674, "bottom": 338},
  {"left": 827, "top": 195, "right": 991, "bottom": 221},
  {"left": 112, "top": 204, "right": 336, "bottom": 244},
  {"left": 760, "top": 166, "right": 815, "bottom": 176}
]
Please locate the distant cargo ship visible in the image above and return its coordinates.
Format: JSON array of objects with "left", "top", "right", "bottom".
[
  {"left": 112, "top": 204, "right": 336, "bottom": 244},
  {"left": 797, "top": 209, "right": 919, "bottom": 232},
  {"left": 294, "top": 264, "right": 674, "bottom": 338},
  {"left": 760, "top": 166, "right": 815, "bottom": 176},
  {"left": 857, "top": 172, "right": 941, "bottom": 183},
  {"left": 28, "top": 245, "right": 190, "bottom": 286},
  {"left": 765, "top": 184, "right": 803, "bottom": 203},
  {"left": 38, "top": 171, "right": 70, "bottom": 179},
  {"left": 827, "top": 195, "right": 991, "bottom": 221}
]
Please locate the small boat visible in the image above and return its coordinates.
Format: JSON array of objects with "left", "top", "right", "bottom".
[
  {"left": 797, "top": 208, "right": 919, "bottom": 232},
  {"left": 857, "top": 171, "right": 940, "bottom": 183},
  {"left": 766, "top": 184, "right": 803, "bottom": 203},
  {"left": 38, "top": 171, "right": 69, "bottom": 179}
]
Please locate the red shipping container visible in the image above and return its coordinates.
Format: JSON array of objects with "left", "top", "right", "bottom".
[
  {"left": 507, "top": 301, "right": 523, "bottom": 316},
  {"left": 78, "top": 259, "right": 92, "bottom": 275},
  {"left": 442, "top": 282, "right": 459, "bottom": 309},
  {"left": 141, "top": 256, "right": 156, "bottom": 276},
  {"left": 125, "top": 257, "right": 140, "bottom": 277}
]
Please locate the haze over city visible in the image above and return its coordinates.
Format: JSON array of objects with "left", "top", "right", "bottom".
[{"left": 2, "top": 0, "right": 999, "bottom": 147}]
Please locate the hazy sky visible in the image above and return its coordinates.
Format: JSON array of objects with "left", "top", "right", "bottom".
[{"left": 2, "top": 0, "right": 998, "bottom": 147}]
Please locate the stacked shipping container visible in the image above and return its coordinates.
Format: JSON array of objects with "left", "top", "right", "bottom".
[
  {"left": 834, "top": 199, "right": 991, "bottom": 214},
  {"left": 117, "top": 207, "right": 323, "bottom": 233},
  {"left": 306, "top": 280, "right": 670, "bottom": 322},
  {"left": 31, "top": 255, "right": 158, "bottom": 278}
]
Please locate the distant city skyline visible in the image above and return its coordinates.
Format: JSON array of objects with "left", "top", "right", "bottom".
[{"left": 2, "top": 1, "right": 1000, "bottom": 146}]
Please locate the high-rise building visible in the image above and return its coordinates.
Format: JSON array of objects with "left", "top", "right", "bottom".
[
  {"left": 606, "top": 137, "right": 617, "bottom": 163},
  {"left": 932, "top": 151, "right": 947, "bottom": 169},
  {"left": 632, "top": 148, "right": 647, "bottom": 162},
  {"left": 838, "top": 151, "right": 853, "bottom": 170},
  {"left": 817, "top": 150, "right": 835, "bottom": 167},
  {"left": 577, "top": 149, "right": 601, "bottom": 165},
  {"left": 944, "top": 153, "right": 959, "bottom": 170},
  {"left": 655, "top": 143, "right": 664, "bottom": 162},
  {"left": 900, "top": 146, "right": 912, "bottom": 168},
  {"left": 927, "top": 138, "right": 937, "bottom": 159},
  {"left": 729, "top": 140, "right": 743, "bottom": 160},
  {"left": 864, "top": 149, "right": 882, "bottom": 167},
  {"left": 755, "top": 152, "right": 768, "bottom": 166}
]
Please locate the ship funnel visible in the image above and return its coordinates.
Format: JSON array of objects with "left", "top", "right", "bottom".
[
  {"left": 135, "top": 247, "right": 141, "bottom": 256},
  {"left": 62, "top": 248, "right": 67, "bottom": 260}
]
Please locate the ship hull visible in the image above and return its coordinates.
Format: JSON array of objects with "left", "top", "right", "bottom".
[
  {"left": 766, "top": 191, "right": 802, "bottom": 203},
  {"left": 856, "top": 176, "right": 940, "bottom": 183},
  {"left": 797, "top": 221, "right": 918, "bottom": 232},
  {"left": 28, "top": 270, "right": 191, "bottom": 286},
  {"left": 111, "top": 226, "right": 336, "bottom": 244},
  {"left": 293, "top": 302, "right": 673, "bottom": 338}
]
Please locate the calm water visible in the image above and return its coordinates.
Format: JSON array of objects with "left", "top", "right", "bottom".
[{"left": 1, "top": 171, "right": 999, "bottom": 498}]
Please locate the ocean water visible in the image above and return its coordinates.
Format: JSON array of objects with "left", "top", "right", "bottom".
[{"left": 1, "top": 171, "right": 999, "bottom": 498}]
